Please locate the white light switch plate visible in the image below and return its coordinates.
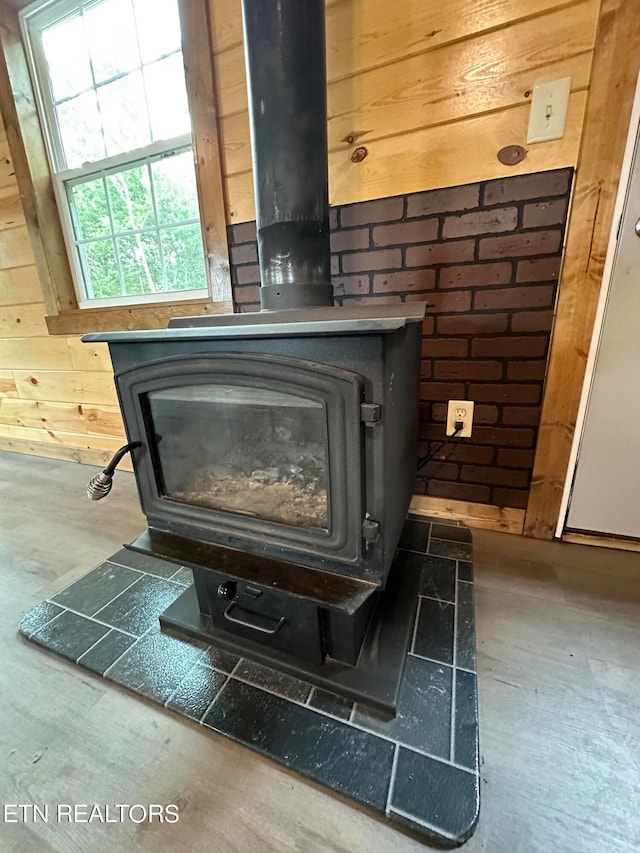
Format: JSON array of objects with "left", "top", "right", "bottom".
[{"left": 526, "top": 77, "right": 571, "bottom": 144}]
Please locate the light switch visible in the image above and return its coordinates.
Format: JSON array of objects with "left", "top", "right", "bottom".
[{"left": 526, "top": 77, "right": 571, "bottom": 144}]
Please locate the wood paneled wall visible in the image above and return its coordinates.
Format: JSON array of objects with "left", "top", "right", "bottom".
[
  {"left": 0, "top": 0, "right": 600, "bottom": 479},
  {"left": 0, "top": 124, "right": 127, "bottom": 467},
  {"left": 212, "top": 0, "right": 599, "bottom": 222}
]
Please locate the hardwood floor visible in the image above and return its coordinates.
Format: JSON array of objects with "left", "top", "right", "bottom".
[{"left": 1, "top": 449, "right": 640, "bottom": 852}]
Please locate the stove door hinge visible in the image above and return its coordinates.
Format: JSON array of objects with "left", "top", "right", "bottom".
[
  {"left": 362, "top": 518, "right": 380, "bottom": 544},
  {"left": 360, "top": 402, "right": 381, "bottom": 424}
]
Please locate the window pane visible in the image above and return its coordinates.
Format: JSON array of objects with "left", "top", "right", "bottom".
[
  {"left": 41, "top": 15, "right": 92, "bottom": 101},
  {"left": 134, "top": 0, "right": 181, "bottom": 64},
  {"left": 69, "top": 177, "right": 110, "bottom": 240},
  {"left": 56, "top": 91, "right": 106, "bottom": 168},
  {"left": 98, "top": 71, "right": 150, "bottom": 156},
  {"left": 117, "top": 232, "right": 163, "bottom": 294},
  {"left": 161, "top": 223, "right": 207, "bottom": 291},
  {"left": 84, "top": 0, "right": 139, "bottom": 83},
  {"left": 80, "top": 239, "right": 121, "bottom": 298},
  {"left": 144, "top": 54, "right": 190, "bottom": 141},
  {"left": 26, "top": 0, "right": 203, "bottom": 307},
  {"left": 152, "top": 151, "right": 199, "bottom": 224},
  {"left": 106, "top": 165, "right": 155, "bottom": 233}
]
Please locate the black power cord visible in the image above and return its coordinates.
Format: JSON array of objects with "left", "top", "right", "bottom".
[{"left": 417, "top": 421, "right": 465, "bottom": 471}]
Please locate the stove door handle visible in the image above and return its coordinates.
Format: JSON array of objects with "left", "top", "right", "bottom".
[{"left": 223, "top": 601, "right": 286, "bottom": 635}]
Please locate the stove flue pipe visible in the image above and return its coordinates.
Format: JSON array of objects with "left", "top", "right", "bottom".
[{"left": 240, "top": 0, "right": 334, "bottom": 311}]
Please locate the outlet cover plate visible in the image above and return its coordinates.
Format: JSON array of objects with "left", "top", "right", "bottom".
[{"left": 447, "top": 400, "right": 474, "bottom": 437}]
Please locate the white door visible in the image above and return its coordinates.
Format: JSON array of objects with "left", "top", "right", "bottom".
[{"left": 566, "top": 119, "right": 640, "bottom": 537}]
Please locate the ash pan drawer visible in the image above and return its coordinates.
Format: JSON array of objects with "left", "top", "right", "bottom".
[{"left": 202, "top": 573, "right": 325, "bottom": 664}]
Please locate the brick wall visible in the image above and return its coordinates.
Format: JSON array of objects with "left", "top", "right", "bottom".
[{"left": 228, "top": 168, "right": 573, "bottom": 510}]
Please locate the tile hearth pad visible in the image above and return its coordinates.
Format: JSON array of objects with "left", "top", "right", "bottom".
[{"left": 19, "top": 515, "right": 479, "bottom": 847}]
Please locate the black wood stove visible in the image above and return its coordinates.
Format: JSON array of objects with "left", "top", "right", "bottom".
[{"left": 84, "top": 0, "right": 426, "bottom": 713}]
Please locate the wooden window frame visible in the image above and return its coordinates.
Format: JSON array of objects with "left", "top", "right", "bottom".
[{"left": 0, "top": 0, "right": 233, "bottom": 334}]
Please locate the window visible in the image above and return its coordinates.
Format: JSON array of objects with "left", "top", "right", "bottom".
[{"left": 20, "top": 0, "right": 210, "bottom": 307}]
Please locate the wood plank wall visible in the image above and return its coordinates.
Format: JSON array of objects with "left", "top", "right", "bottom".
[
  {"left": 212, "top": 0, "right": 599, "bottom": 222},
  {"left": 0, "top": 0, "right": 600, "bottom": 478},
  {"left": 0, "top": 126, "right": 128, "bottom": 467}
]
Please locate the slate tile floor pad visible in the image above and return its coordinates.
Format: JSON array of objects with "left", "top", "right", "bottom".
[{"left": 19, "top": 516, "right": 480, "bottom": 847}]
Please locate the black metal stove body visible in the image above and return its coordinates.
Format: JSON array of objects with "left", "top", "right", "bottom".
[
  {"left": 82, "top": 0, "right": 427, "bottom": 686},
  {"left": 86, "top": 303, "right": 423, "bottom": 665}
]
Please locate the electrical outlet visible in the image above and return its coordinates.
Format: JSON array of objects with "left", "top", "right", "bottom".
[
  {"left": 446, "top": 400, "right": 474, "bottom": 437},
  {"left": 526, "top": 77, "right": 571, "bottom": 144}
]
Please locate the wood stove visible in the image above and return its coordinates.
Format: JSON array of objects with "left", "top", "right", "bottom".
[
  {"left": 88, "top": 304, "right": 423, "bottom": 664},
  {"left": 83, "top": 0, "right": 427, "bottom": 712}
]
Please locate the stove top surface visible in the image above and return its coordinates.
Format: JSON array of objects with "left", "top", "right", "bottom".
[{"left": 82, "top": 303, "right": 428, "bottom": 344}]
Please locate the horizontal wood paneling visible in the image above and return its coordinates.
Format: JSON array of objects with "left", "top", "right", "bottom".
[
  {"left": 0, "top": 99, "right": 126, "bottom": 462},
  {"left": 216, "top": 0, "right": 597, "bottom": 222},
  {"left": 0, "top": 224, "right": 34, "bottom": 268},
  {"left": 11, "top": 370, "right": 118, "bottom": 405},
  {"left": 0, "top": 265, "right": 43, "bottom": 306},
  {"left": 0, "top": 434, "right": 132, "bottom": 469},
  {"left": 218, "top": 2, "right": 596, "bottom": 176},
  {"left": 0, "top": 184, "right": 25, "bottom": 230},
  {"left": 80, "top": 404, "right": 124, "bottom": 436},
  {"left": 222, "top": 62, "right": 590, "bottom": 183},
  {"left": 328, "top": 94, "right": 586, "bottom": 204},
  {"left": 0, "top": 370, "right": 17, "bottom": 396},
  {"left": 0, "top": 422, "right": 126, "bottom": 455},
  {"left": 0, "top": 302, "right": 49, "bottom": 337},
  {"left": 0, "top": 398, "right": 124, "bottom": 436},
  {"left": 0, "top": 336, "right": 112, "bottom": 372},
  {"left": 0, "top": 422, "right": 118, "bottom": 447},
  {"left": 227, "top": 93, "right": 587, "bottom": 221},
  {"left": 209, "top": 0, "right": 585, "bottom": 72},
  {"left": 66, "top": 337, "right": 113, "bottom": 372},
  {"left": 0, "top": 336, "right": 72, "bottom": 370},
  {"left": 222, "top": 48, "right": 591, "bottom": 181}
]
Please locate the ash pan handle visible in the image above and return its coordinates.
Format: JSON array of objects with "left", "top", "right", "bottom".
[{"left": 223, "top": 602, "right": 286, "bottom": 635}]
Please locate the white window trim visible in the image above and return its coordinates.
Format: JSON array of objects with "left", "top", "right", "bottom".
[
  {"left": 19, "top": 0, "right": 212, "bottom": 309},
  {"left": 55, "top": 135, "right": 210, "bottom": 309}
]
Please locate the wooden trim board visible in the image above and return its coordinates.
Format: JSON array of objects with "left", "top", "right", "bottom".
[
  {"left": 555, "top": 72, "right": 640, "bottom": 537},
  {"left": 178, "top": 0, "right": 232, "bottom": 304},
  {"left": 524, "top": 0, "right": 640, "bottom": 539},
  {"left": 45, "top": 298, "right": 234, "bottom": 335},
  {"left": 0, "top": 4, "right": 76, "bottom": 316},
  {"left": 563, "top": 532, "right": 640, "bottom": 554},
  {"left": 410, "top": 495, "right": 525, "bottom": 535}
]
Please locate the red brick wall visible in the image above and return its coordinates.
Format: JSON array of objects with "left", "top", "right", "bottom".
[{"left": 229, "top": 168, "right": 573, "bottom": 510}]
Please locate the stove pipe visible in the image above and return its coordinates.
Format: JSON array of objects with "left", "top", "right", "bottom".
[{"left": 240, "top": 0, "right": 334, "bottom": 311}]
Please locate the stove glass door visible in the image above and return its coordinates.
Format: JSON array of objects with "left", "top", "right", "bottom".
[{"left": 147, "top": 384, "right": 329, "bottom": 530}]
